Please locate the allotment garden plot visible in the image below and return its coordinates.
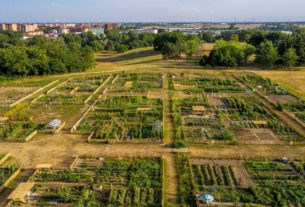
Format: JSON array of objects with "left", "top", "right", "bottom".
[
  {"left": 172, "top": 72, "right": 243, "bottom": 97},
  {"left": 106, "top": 73, "right": 163, "bottom": 96},
  {"left": 193, "top": 158, "right": 305, "bottom": 206},
  {"left": 0, "top": 79, "right": 57, "bottom": 117},
  {"left": 0, "top": 155, "right": 19, "bottom": 189},
  {"left": 76, "top": 95, "right": 164, "bottom": 142},
  {"left": 170, "top": 72, "right": 305, "bottom": 144},
  {"left": 25, "top": 157, "right": 163, "bottom": 207},
  {"left": 170, "top": 73, "right": 244, "bottom": 143},
  {"left": 221, "top": 96, "right": 304, "bottom": 142},
  {"left": 239, "top": 72, "right": 305, "bottom": 126},
  {"left": 0, "top": 79, "right": 62, "bottom": 141},
  {"left": 28, "top": 75, "right": 109, "bottom": 127},
  {"left": 177, "top": 153, "right": 305, "bottom": 207}
]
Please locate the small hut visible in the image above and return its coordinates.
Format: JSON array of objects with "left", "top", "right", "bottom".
[
  {"left": 45, "top": 119, "right": 62, "bottom": 130},
  {"left": 152, "top": 120, "right": 163, "bottom": 137}
]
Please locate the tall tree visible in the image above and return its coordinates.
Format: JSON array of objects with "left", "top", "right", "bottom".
[
  {"left": 201, "top": 32, "right": 214, "bottom": 43},
  {"left": 255, "top": 41, "right": 278, "bottom": 67},
  {"left": 244, "top": 44, "right": 256, "bottom": 64},
  {"left": 207, "top": 40, "right": 245, "bottom": 67},
  {"left": 282, "top": 48, "right": 298, "bottom": 68}
]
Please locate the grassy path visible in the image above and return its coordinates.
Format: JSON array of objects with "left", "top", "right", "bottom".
[
  {"left": 163, "top": 74, "right": 174, "bottom": 145},
  {"left": 162, "top": 74, "right": 179, "bottom": 206},
  {"left": 164, "top": 154, "right": 179, "bottom": 207}
]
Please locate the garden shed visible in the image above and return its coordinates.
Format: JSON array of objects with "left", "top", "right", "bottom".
[
  {"left": 152, "top": 120, "right": 163, "bottom": 137},
  {"left": 45, "top": 119, "right": 62, "bottom": 130}
]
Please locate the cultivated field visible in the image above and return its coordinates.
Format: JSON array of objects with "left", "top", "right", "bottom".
[{"left": 0, "top": 48, "right": 305, "bottom": 207}]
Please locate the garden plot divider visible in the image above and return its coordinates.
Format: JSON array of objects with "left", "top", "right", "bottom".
[
  {"left": 0, "top": 167, "right": 21, "bottom": 193},
  {"left": 31, "top": 94, "right": 45, "bottom": 104},
  {"left": 1, "top": 129, "right": 38, "bottom": 143},
  {"left": 188, "top": 138, "right": 305, "bottom": 145},
  {"left": 70, "top": 100, "right": 98, "bottom": 133},
  {"left": 46, "top": 78, "right": 72, "bottom": 94},
  {"left": 111, "top": 74, "right": 119, "bottom": 84},
  {"left": 0, "top": 153, "right": 10, "bottom": 166},
  {"left": 84, "top": 75, "right": 112, "bottom": 104},
  {"left": 70, "top": 156, "right": 79, "bottom": 170},
  {"left": 283, "top": 109, "right": 305, "bottom": 129},
  {"left": 9, "top": 79, "right": 59, "bottom": 108},
  {"left": 41, "top": 122, "right": 65, "bottom": 134}
]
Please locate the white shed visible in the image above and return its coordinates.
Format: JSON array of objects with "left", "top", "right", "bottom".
[{"left": 45, "top": 119, "right": 62, "bottom": 130}]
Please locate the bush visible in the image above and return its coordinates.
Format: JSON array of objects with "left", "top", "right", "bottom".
[{"left": 173, "top": 140, "right": 187, "bottom": 148}]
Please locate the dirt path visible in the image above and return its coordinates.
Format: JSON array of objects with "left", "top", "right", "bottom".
[{"left": 164, "top": 154, "right": 179, "bottom": 206}]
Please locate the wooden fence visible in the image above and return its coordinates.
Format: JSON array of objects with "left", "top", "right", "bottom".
[
  {"left": 10, "top": 79, "right": 59, "bottom": 108},
  {"left": 0, "top": 168, "right": 21, "bottom": 192}
]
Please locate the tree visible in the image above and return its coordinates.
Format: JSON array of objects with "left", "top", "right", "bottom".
[
  {"left": 244, "top": 44, "right": 256, "bottom": 64},
  {"left": 0, "top": 46, "right": 30, "bottom": 76},
  {"left": 117, "top": 44, "right": 129, "bottom": 53},
  {"left": 255, "top": 41, "right": 278, "bottom": 67},
  {"left": 154, "top": 32, "right": 199, "bottom": 59},
  {"left": 207, "top": 40, "right": 245, "bottom": 67},
  {"left": 184, "top": 38, "right": 200, "bottom": 59},
  {"left": 106, "top": 29, "right": 121, "bottom": 42},
  {"left": 161, "top": 42, "right": 179, "bottom": 59},
  {"left": 199, "top": 55, "right": 209, "bottom": 66},
  {"left": 230, "top": 34, "right": 239, "bottom": 42},
  {"left": 282, "top": 48, "right": 298, "bottom": 68},
  {"left": 49, "top": 59, "right": 67, "bottom": 74},
  {"left": 249, "top": 32, "right": 266, "bottom": 47},
  {"left": 201, "top": 32, "right": 214, "bottom": 43}
]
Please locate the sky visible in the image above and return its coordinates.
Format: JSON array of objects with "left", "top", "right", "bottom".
[{"left": 0, "top": 0, "right": 305, "bottom": 23}]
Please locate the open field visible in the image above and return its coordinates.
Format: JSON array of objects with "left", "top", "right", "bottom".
[{"left": 0, "top": 48, "right": 305, "bottom": 206}]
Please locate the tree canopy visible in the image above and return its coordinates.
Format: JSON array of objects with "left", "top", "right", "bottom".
[
  {"left": 0, "top": 31, "right": 95, "bottom": 76},
  {"left": 153, "top": 32, "right": 199, "bottom": 59}
]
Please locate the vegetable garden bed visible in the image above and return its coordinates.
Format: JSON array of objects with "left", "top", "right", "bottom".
[
  {"left": 107, "top": 73, "right": 163, "bottom": 94},
  {"left": 178, "top": 154, "right": 305, "bottom": 207},
  {"left": 77, "top": 96, "right": 164, "bottom": 142},
  {"left": 29, "top": 157, "right": 163, "bottom": 206}
]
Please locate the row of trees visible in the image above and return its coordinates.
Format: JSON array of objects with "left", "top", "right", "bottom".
[
  {"left": 106, "top": 29, "right": 156, "bottom": 53},
  {"left": 199, "top": 29, "right": 305, "bottom": 68}
]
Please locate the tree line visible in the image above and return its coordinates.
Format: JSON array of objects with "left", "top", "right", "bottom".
[
  {"left": 199, "top": 29, "right": 305, "bottom": 68},
  {"left": 0, "top": 31, "right": 95, "bottom": 77},
  {"left": 0, "top": 29, "right": 156, "bottom": 77}
]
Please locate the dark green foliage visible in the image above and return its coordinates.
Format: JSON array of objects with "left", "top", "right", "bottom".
[
  {"left": 202, "top": 40, "right": 245, "bottom": 67},
  {"left": 154, "top": 32, "right": 199, "bottom": 59},
  {"left": 255, "top": 40, "right": 278, "bottom": 67},
  {"left": 0, "top": 31, "right": 95, "bottom": 76}
]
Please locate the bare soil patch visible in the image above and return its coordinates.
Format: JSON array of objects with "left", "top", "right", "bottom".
[{"left": 190, "top": 158, "right": 255, "bottom": 188}]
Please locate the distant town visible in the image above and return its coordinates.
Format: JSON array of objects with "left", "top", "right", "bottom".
[{"left": 1, "top": 22, "right": 305, "bottom": 39}]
